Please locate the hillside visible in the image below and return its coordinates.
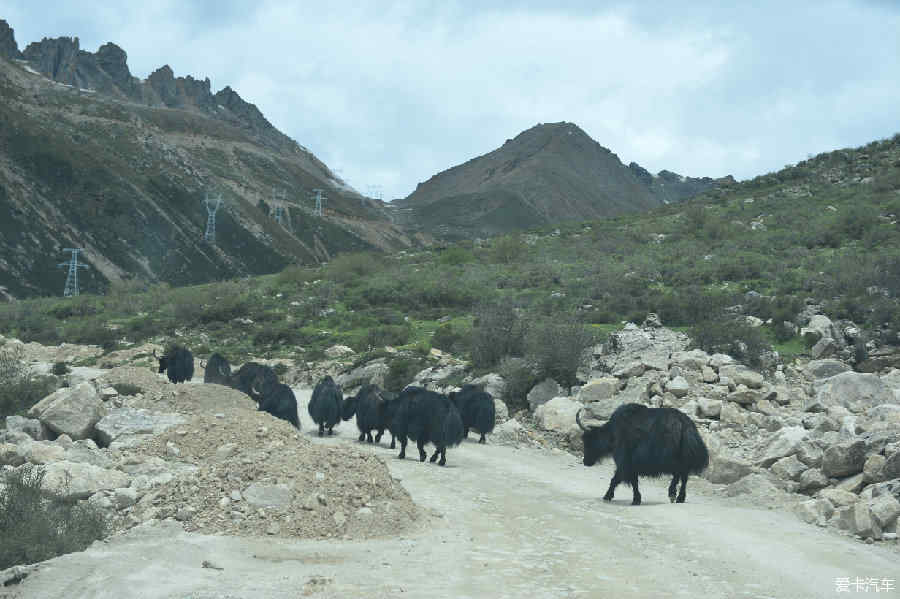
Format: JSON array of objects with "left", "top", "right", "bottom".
[
  {"left": 0, "top": 20, "right": 412, "bottom": 299},
  {"left": 395, "top": 121, "right": 731, "bottom": 240}
]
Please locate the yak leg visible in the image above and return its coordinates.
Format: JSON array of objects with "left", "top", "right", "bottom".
[
  {"left": 366, "top": 431, "right": 375, "bottom": 443},
  {"left": 417, "top": 439, "right": 427, "bottom": 462},
  {"left": 479, "top": 432, "right": 486, "bottom": 444},
  {"left": 318, "top": 423, "right": 325, "bottom": 437},
  {"left": 358, "top": 432, "right": 366, "bottom": 442},
  {"left": 668, "top": 475, "right": 679, "bottom": 503},
  {"left": 390, "top": 434, "right": 396, "bottom": 449},
  {"left": 603, "top": 470, "right": 622, "bottom": 502},
  {"left": 375, "top": 429, "right": 384, "bottom": 443},
  {"left": 398, "top": 438, "right": 407, "bottom": 459},
  {"left": 438, "top": 447, "right": 447, "bottom": 466},
  {"left": 676, "top": 474, "right": 688, "bottom": 503},
  {"left": 463, "top": 427, "right": 469, "bottom": 439},
  {"left": 429, "top": 448, "right": 440, "bottom": 463},
  {"left": 630, "top": 474, "right": 642, "bottom": 506},
  {"left": 327, "top": 426, "right": 334, "bottom": 435}
]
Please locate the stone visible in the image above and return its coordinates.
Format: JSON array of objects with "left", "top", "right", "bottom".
[
  {"left": 0, "top": 443, "right": 24, "bottom": 467},
  {"left": 666, "top": 376, "right": 690, "bottom": 398},
  {"left": 861, "top": 404, "right": 900, "bottom": 432},
  {"left": 99, "top": 387, "right": 119, "bottom": 402},
  {"left": 811, "top": 337, "right": 837, "bottom": 359},
  {"left": 94, "top": 408, "right": 187, "bottom": 446},
  {"left": 642, "top": 313, "right": 663, "bottom": 328},
  {"left": 794, "top": 498, "right": 835, "bottom": 526},
  {"left": 724, "top": 473, "right": 779, "bottom": 497},
  {"left": 534, "top": 397, "right": 582, "bottom": 433},
  {"left": 822, "top": 440, "right": 867, "bottom": 478},
  {"left": 803, "top": 359, "right": 851, "bottom": 380},
  {"left": 770, "top": 455, "right": 807, "bottom": 481},
  {"left": 883, "top": 451, "right": 900, "bottom": 481},
  {"left": 669, "top": 349, "right": 710, "bottom": 371},
  {"left": 797, "top": 468, "right": 829, "bottom": 493},
  {"left": 17, "top": 440, "right": 66, "bottom": 465},
  {"left": 576, "top": 378, "right": 618, "bottom": 404},
  {"left": 583, "top": 399, "right": 622, "bottom": 421},
  {"left": 718, "top": 365, "right": 764, "bottom": 389},
  {"left": 719, "top": 402, "right": 749, "bottom": 427},
  {"left": 795, "top": 441, "right": 824, "bottom": 468},
  {"left": 333, "top": 511, "right": 347, "bottom": 527},
  {"left": 336, "top": 360, "right": 389, "bottom": 390},
  {"left": 726, "top": 387, "right": 763, "bottom": 405},
  {"left": 4, "top": 416, "right": 45, "bottom": 441},
  {"left": 176, "top": 507, "right": 197, "bottom": 522},
  {"left": 867, "top": 495, "right": 900, "bottom": 530},
  {"left": 863, "top": 454, "right": 887, "bottom": 483},
  {"left": 27, "top": 382, "right": 106, "bottom": 441},
  {"left": 243, "top": 483, "right": 293, "bottom": 508},
  {"left": 113, "top": 487, "right": 138, "bottom": 509},
  {"left": 215, "top": 443, "right": 239, "bottom": 460},
  {"left": 838, "top": 502, "right": 880, "bottom": 539},
  {"left": 469, "top": 373, "right": 506, "bottom": 400},
  {"left": 818, "top": 488, "right": 859, "bottom": 508},
  {"left": 709, "top": 353, "right": 736, "bottom": 369},
  {"left": 324, "top": 344, "right": 355, "bottom": 358},
  {"left": 493, "top": 398, "right": 509, "bottom": 424},
  {"left": 39, "top": 461, "right": 129, "bottom": 500},
  {"left": 835, "top": 473, "right": 866, "bottom": 494},
  {"left": 527, "top": 378, "right": 564, "bottom": 411},
  {"left": 491, "top": 418, "right": 524, "bottom": 445},
  {"left": 705, "top": 455, "right": 753, "bottom": 484},
  {"left": 813, "top": 372, "right": 895, "bottom": 414},
  {"left": 758, "top": 427, "right": 807, "bottom": 466},
  {"left": 800, "top": 314, "right": 839, "bottom": 343},
  {"left": 612, "top": 361, "right": 645, "bottom": 379},
  {"left": 696, "top": 398, "right": 722, "bottom": 419},
  {"left": 701, "top": 366, "right": 719, "bottom": 383}
]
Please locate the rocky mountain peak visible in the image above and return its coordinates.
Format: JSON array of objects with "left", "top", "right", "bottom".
[{"left": 0, "top": 19, "right": 21, "bottom": 60}]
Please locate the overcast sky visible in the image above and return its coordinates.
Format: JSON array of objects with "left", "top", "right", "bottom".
[{"left": 4, "top": 1, "right": 899, "bottom": 199}]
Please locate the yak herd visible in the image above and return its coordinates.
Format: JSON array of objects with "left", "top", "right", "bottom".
[{"left": 155, "top": 344, "right": 709, "bottom": 500}]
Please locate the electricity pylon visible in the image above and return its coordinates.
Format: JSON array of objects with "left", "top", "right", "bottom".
[
  {"left": 58, "top": 248, "right": 88, "bottom": 297},
  {"left": 204, "top": 192, "right": 222, "bottom": 242}
]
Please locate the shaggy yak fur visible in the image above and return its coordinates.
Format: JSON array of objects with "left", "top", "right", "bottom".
[
  {"left": 308, "top": 375, "right": 343, "bottom": 436},
  {"left": 203, "top": 353, "right": 232, "bottom": 385},
  {"left": 255, "top": 380, "right": 300, "bottom": 428},
  {"left": 404, "top": 388, "right": 465, "bottom": 466},
  {"left": 449, "top": 384, "right": 495, "bottom": 444},
  {"left": 382, "top": 388, "right": 415, "bottom": 458},
  {"left": 341, "top": 384, "right": 387, "bottom": 443},
  {"left": 230, "top": 362, "right": 278, "bottom": 401},
  {"left": 155, "top": 345, "right": 194, "bottom": 384},
  {"left": 578, "top": 403, "right": 709, "bottom": 505}
]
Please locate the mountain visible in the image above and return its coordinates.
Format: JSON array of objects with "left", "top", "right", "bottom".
[
  {"left": 0, "top": 20, "right": 412, "bottom": 299},
  {"left": 395, "top": 121, "right": 732, "bottom": 240}
]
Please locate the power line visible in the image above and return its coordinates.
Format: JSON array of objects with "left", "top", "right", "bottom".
[
  {"left": 204, "top": 192, "right": 223, "bottom": 243},
  {"left": 311, "top": 188, "right": 326, "bottom": 217},
  {"left": 58, "top": 248, "right": 88, "bottom": 297}
]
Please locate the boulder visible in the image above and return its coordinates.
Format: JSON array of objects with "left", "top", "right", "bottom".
[
  {"left": 470, "top": 373, "right": 506, "bottom": 400},
  {"left": 719, "top": 402, "right": 749, "bottom": 427},
  {"left": 697, "top": 397, "right": 722, "bottom": 419},
  {"left": 837, "top": 502, "right": 880, "bottom": 539},
  {"left": 794, "top": 498, "right": 835, "bottom": 526},
  {"left": 709, "top": 353, "right": 735, "bottom": 370},
  {"left": 726, "top": 387, "right": 763, "bottom": 405},
  {"left": 797, "top": 468, "right": 829, "bottom": 493},
  {"left": 612, "top": 361, "right": 646, "bottom": 379},
  {"left": 493, "top": 398, "right": 509, "bottom": 424},
  {"left": 810, "top": 337, "right": 837, "bottom": 359},
  {"left": 39, "top": 461, "right": 129, "bottom": 500},
  {"left": 4, "top": 416, "right": 45, "bottom": 441},
  {"left": 324, "top": 344, "right": 355, "bottom": 358},
  {"left": 758, "top": 427, "right": 808, "bottom": 467},
  {"left": 795, "top": 440, "right": 824, "bottom": 468},
  {"left": 335, "top": 359, "right": 389, "bottom": 390},
  {"left": 669, "top": 349, "right": 710, "bottom": 372},
  {"left": 701, "top": 366, "right": 719, "bottom": 383},
  {"left": 243, "top": 483, "right": 293, "bottom": 508},
  {"left": 724, "top": 473, "right": 779, "bottom": 497},
  {"left": 835, "top": 473, "right": 866, "bottom": 494},
  {"left": 527, "top": 378, "right": 564, "bottom": 411},
  {"left": 818, "top": 488, "right": 859, "bottom": 508},
  {"left": 867, "top": 495, "right": 900, "bottom": 531},
  {"left": 770, "top": 455, "right": 807, "bottom": 481},
  {"left": 705, "top": 455, "right": 753, "bottom": 484},
  {"left": 534, "top": 397, "right": 582, "bottom": 433},
  {"left": 863, "top": 454, "right": 887, "bottom": 483},
  {"left": 800, "top": 314, "right": 839, "bottom": 344},
  {"left": 822, "top": 440, "right": 867, "bottom": 478},
  {"left": 94, "top": 408, "right": 187, "bottom": 446},
  {"left": 860, "top": 404, "right": 900, "bottom": 432},
  {"left": 666, "top": 376, "right": 690, "bottom": 398},
  {"left": 803, "top": 359, "right": 851, "bottom": 380},
  {"left": 27, "top": 382, "right": 106, "bottom": 440},
  {"left": 490, "top": 418, "right": 525, "bottom": 445},
  {"left": 883, "top": 451, "right": 900, "bottom": 481},
  {"left": 576, "top": 377, "right": 618, "bottom": 404},
  {"left": 718, "top": 365, "right": 764, "bottom": 389},
  {"left": 813, "top": 372, "right": 895, "bottom": 414},
  {"left": 16, "top": 440, "right": 66, "bottom": 465},
  {"left": 0, "top": 443, "right": 24, "bottom": 467}
]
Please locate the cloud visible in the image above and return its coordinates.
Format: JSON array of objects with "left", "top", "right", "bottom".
[{"left": 5, "top": 1, "right": 900, "bottom": 199}]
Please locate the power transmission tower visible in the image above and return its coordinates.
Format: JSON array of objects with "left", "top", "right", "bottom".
[
  {"left": 58, "top": 248, "right": 88, "bottom": 297},
  {"left": 271, "top": 188, "right": 291, "bottom": 230},
  {"left": 366, "top": 184, "right": 383, "bottom": 205},
  {"left": 311, "top": 188, "right": 325, "bottom": 217},
  {"left": 204, "top": 192, "right": 223, "bottom": 242}
]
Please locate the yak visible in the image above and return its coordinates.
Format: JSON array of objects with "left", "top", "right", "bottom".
[
  {"left": 449, "top": 384, "right": 495, "bottom": 444},
  {"left": 202, "top": 353, "right": 232, "bottom": 385},
  {"left": 577, "top": 403, "right": 709, "bottom": 505},
  {"left": 341, "top": 384, "right": 386, "bottom": 443},
  {"left": 308, "top": 375, "right": 343, "bottom": 436},
  {"left": 404, "top": 387, "right": 464, "bottom": 466},
  {"left": 382, "top": 388, "right": 413, "bottom": 457},
  {"left": 230, "top": 362, "right": 278, "bottom": 401},
  {"left": 253, "top": 378, "right": 300, "bottom": 428},
  {"left": 154, "top": 345, "right": 194, "bottom": 384}
]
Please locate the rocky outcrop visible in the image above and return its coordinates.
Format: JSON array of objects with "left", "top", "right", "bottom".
[
  {"left": 0, "top": 19, "right": 22, "bottom": 60},
  {"left": 27, "top": 382, "right": 106, "bottom": 440}
]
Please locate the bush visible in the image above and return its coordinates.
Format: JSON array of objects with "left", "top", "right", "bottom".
[
  {"left": 383, "top": 356, "right": 428, "bottom": 392},
  {"left": 470, "top": 301, "right": 528, "bottom": 368},
  {"left": 0, "top": 465, "right": 108, "bottom": 570},
  {"left": 498, "top": 356, "right": 538, "bottom": 413},
  {"left": 358, "top": 325, "right": 412, "bottom": 352},
  {"left": 525, "top": 316, "right": 595, "bottom": 388},
  {"left": 51, "top": 361, "right": 71, "bottom": 376},
  {"left": 689, "top": 315, "right": 772, "bottom": 370},
  {"left": 0, "top": 346, "right": 58, "bottom": 418},
  {"left": 430, "top": 323, "right": 468, "bottom": 355},
  {"left": 111, "top": 383, "right": 142, "bottom": 396},
  {"left": 325, "top": 252, "right": 384, "bottom": 284}
]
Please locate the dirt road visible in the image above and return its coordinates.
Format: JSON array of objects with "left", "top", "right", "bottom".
[{"left": 8, "top": 387, "right": 898, "bottom": 599}]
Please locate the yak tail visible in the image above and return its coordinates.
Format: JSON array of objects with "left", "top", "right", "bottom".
[
  {"left": 474, "top": 398, "right": 496, "bottom": 435},
  {"left": 681, "top": 423, "right": 710, "bottom": 475},
  {"left": 443, "top": 406, "right": 465, "bottom": 448}
]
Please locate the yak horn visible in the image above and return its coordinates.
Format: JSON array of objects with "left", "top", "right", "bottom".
[
  {"left": 576, "top": 408, "right": 586, "bottom": 431},
  {"left": 200, "top": 360, "right": 207, "bottom": 368}
]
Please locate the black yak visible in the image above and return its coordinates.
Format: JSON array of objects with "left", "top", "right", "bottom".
[
  {"left": 382, "top": 388, "right": 413, "bottom": 457},
  {"left": 154, "top": 345, "right": 194, "bottom": 384},
  {"left": 449, "top": 384, "right": 495, "bottom": 444},
  {"left": 308, "top": 375, "right": 343, "bottom": 436},
  {"left": 341, "top": 384, "right": 386, "bottom": 443},
  {"left": 230, "top": 362, "right": 278, "bottom": 401},
  {"left": 203, "top": 353, "right": 232, "bottom": 385},
  {"left": 404, "top": 388, "right": 464, "bottom": 466},
  {"left": 577, "top": 403, "right": 709, "bottom": 505},
  {"left": 254, "top": 379, "right": 300, "bottom": 428}
]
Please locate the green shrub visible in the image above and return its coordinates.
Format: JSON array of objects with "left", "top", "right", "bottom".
[
  {"left": 0, "top": 465, "right": 108, "bottom": 570},
  {"left": 498, "top": 356, "right": 538, "bottom": 413},
  {"left": 384, "top": 356, "right": 428, "bottom": 392},
  {"left": 525, "top": 316, "right": 595, "bottom": 388},
  {"left": 470, "top": 301, "right": 528, "bottom": 368},
  {"left": 325, "top": 252, "right": 384, "bottom": 284},
  {"left": 689, "top": 315, "right": 771, "bottom": 370},
  {"left": 358, "top": 325, "right": 412, "bottom": 352},
  {"left": 490, "top": 234, "right": 527, "bottom": 264},
  {"left": 111, "top": 383, "right": 142, "bottom": 396},
  {"left": 430, "top": 323, "right": 468, "bottom": 355},
  {"left": 51, "top": 361, "right": 71, "bottom": 376},
  {"left": 0, "top": 346, "right": 58, "bottom": 418}
]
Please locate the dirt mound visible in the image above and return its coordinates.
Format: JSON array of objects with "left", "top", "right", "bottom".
[{"left": 123, "top": 383, "right": 420, "bottom": 540}]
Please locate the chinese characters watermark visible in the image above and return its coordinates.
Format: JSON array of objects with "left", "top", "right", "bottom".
[{"left": 835, "top": 577, "right": 896, "bottom": 593}]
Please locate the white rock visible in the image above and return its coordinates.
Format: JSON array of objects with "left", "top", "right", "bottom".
[
  {"left": 527, "top": 378, "right": 564, "bottom": 411},
  {"left": 40, "top": 461, "right": 130, "bottom": 500},
  {"left": 27, "top": 382, "right": 106, "bottom": 440},
  {"left": 534, "top": 397, "right": 582, "bottom": 433}
]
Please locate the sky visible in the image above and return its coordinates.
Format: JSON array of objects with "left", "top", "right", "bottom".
[{"left": 3, "top": 1, "right": 899, "bottom": 200}]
